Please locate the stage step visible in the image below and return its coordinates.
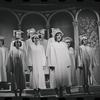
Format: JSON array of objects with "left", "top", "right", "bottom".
[
  {"left": 71, "top": 85, "right": 100, "bottom": 93},
  {"left": 0, "top": 85, "right": 100, "bottom": 96},
  {"left": 89, "top": 85, "right": 100, "bottom": 92},
  {"left": 24, "top": 88, "right": 56, "bottom": 96}
]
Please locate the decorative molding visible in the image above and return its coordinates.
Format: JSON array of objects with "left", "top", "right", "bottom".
[
  {"left": 73, "top": 21, "right": 79, "bottom": 26},
  {"left": 45, "top": 24, "right": 50, "bottom": 29}
]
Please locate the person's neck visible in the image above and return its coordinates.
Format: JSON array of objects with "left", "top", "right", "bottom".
[
  {"left": 57, "top": 40, "right": 61, "bottom": 43},
  {"left": 15, "top": 38, "right": 20, "bottom": 40},
  {"left": 35, "top": 42, "right": 38, "bottom": 45}
]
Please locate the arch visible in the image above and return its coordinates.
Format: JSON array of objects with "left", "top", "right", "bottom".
[
  {"left": 0, "top": 8, "right": 20, "bottom": 24},
  {"left": 75, "top": 9, "right": 99, "bottom": 21},
  {"left": 48, "top": 10, "right": 74, "bottom": 24},
  {"left": 21, "top": 12, "right": 47, "bottom": 24}
]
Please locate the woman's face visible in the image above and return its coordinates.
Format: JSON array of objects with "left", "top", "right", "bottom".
[
  {"left": 66, "top": 40, "right": 71, "bottom": 47},
  {"left": 40, "top": 34, "right": 44, "bottom": 40},
  {"left": 82, "top": 38, "right": 88, "bottom": 45},
  {"left": 56, "top": 33, "right": 62, "bottom": 42},
  {"left": 15, "top": 33, "right": 21, "bottom": 39},
  {"left": 33, "top": 36, "right": 39, "bottom": 44}
]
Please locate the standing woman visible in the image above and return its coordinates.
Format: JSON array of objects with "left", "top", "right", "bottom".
[
  {"left": 27, "top": 33, "right": 46, "bottom": 97},
  {"left": 7, "top": 30, "right": 26, "bottom": 97},
  {"left": 77, "top": 35, "right": 97, "bottom": 94},
  {"left": 46, "top": 28, "right": 63, "bottom": 89},
  {"left": 64, "top": 37, "right": 77, "bottom": 86},
  {"left": 25, "top": 28, "right": 36, "bottom": 72},
  {"left": 0, "top": 36, "right": 8, "bottom": 89},
  {"left": 47, "top": 28, "right": 72, "bottom": 96}
]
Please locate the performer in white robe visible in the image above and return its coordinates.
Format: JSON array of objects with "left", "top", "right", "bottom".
[
  {"left": 28, "top": 33, "right": 46, "bottom": 96},
  {"left": 77, "top": 35, "right": 97, "bottom": 94},
  {"left": 7, "top": 30, "right": 26, "bottom": 97},
  {"left": 47, "top": 29, "right": 72, "bottom": 96},
  {"left": 37, "top": 29, "right": 48, "bottom": 76},
  {"left": 0, "top": 36, "right": 8, "bottom": 89},
  {"left": 46, "top": 28, "right": 63, "bottom": 89},
  {"left": 25, "top": 28, "right": 36, "bottom": 72},
  {"left": 64, "top": 37, "right": 77, "bottom": 86}
]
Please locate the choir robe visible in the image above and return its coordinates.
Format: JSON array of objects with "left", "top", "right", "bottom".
[
  {"left": 39, "top": 39, "right": 48, "bottom": 74},
  {"left": 46, "top": 37, "right": 55, "bottom": 88},
  {"left": 25, "top": 38, "right": 33, "bottom": 71},
  {"left": 46, "top": 37, "right": 55, "bottom": 55},
  {"left": 0, "top": 46, "right": 8, "bottom": 82},
  {"left": 77, "top": 45, "right": 97, "bottom": 86},
  {"left": 25, "top": 38, "right": 33, "bottom": 54},
  {"left": 68, "top": 47, "right": 77, "bottom": 86},
  {"left": 7, "top": 40, "right": 26, "bottom": 91},
  {"left": 47, "top": 41, "right": 72, "bottom": 88},
  {"left": 28, "top": 43, "right": 46, "bottom": 89}
]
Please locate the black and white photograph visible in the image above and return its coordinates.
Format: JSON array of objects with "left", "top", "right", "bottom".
[{"left": 0, "top": 0, "right": 99, "bottom": 100}]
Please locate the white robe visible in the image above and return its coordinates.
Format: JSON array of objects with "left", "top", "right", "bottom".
[
  {"left": 0, "top": 46, "right": 8, "bottom": 82},
  {"left": 7, "top": 39, "right": 27, "bottom": 90},
  {"left": 25, "top": 38, "right": 33, "bottom": 71},
  {"left": 25, "top": 38, "right": 33, "bottom": 54},
  {"left": 28, "top": 43, "right": 46, "bottom": 89},
  {"left": 47, "top": 41, "right": 72, "bottom": 88},
  {"left": 46, "top": 37, "right": 55, "bottom": 57},
  {"left": 39, "top": 39, "right": 48, "bottom": 74},
  {"left": 39, "top": 39, "right": 48, "bottom": 54},
  {"left": 46, "top": 37, "right": 55, "bottom": 88},
  {"left": 10, "top": 40, "right": 27, "bottom": 72},
  {"left": 77, "top": 45, "right": 97, "bottom": 85}
]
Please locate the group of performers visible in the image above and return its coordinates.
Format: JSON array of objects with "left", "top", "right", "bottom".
[{"left": 0, "top": 27, "right": 98, "bottom": 97}]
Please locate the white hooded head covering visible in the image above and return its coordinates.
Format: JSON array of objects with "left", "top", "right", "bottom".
[
  {"left": 27, "top": 28, "right": 36, "bottom": 36},
  {"left": 37, "top": 29, "right": 46, "bottom": 35},
  {"left": 51, "top": 28, "right": 64, "bottom": 37}
]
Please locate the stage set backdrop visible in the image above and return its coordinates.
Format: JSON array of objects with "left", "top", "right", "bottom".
[{"left": 0, "top": 5, "right": 100, "bottom": 86}]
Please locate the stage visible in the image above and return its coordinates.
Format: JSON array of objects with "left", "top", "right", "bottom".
[{"left": 0, "top": 85, "right": 100, "bottom": 100}]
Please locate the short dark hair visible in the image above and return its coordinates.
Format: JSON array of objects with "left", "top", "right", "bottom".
[
  {"left": 14, "top": 41, "right": 22, "bottom": 47},
  {"left": 31, "top": 36, "right": 39, "bottom": 43},
  {"left": 54, "top": 32, "right": 63, "bottom": 42}
]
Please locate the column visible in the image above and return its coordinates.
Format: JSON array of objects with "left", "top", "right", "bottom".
[
  {"left": 73, "top": 21, "right": 79, "bottom": 62},
  {"left": 18, "top": 24, "right": 22, "bottom": 30},
  {"left": 97, "top": 21, "right": 100, "bottom": 68},
  {"left": 46, "top": 24, "right": 50, "bottom": 39}
]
